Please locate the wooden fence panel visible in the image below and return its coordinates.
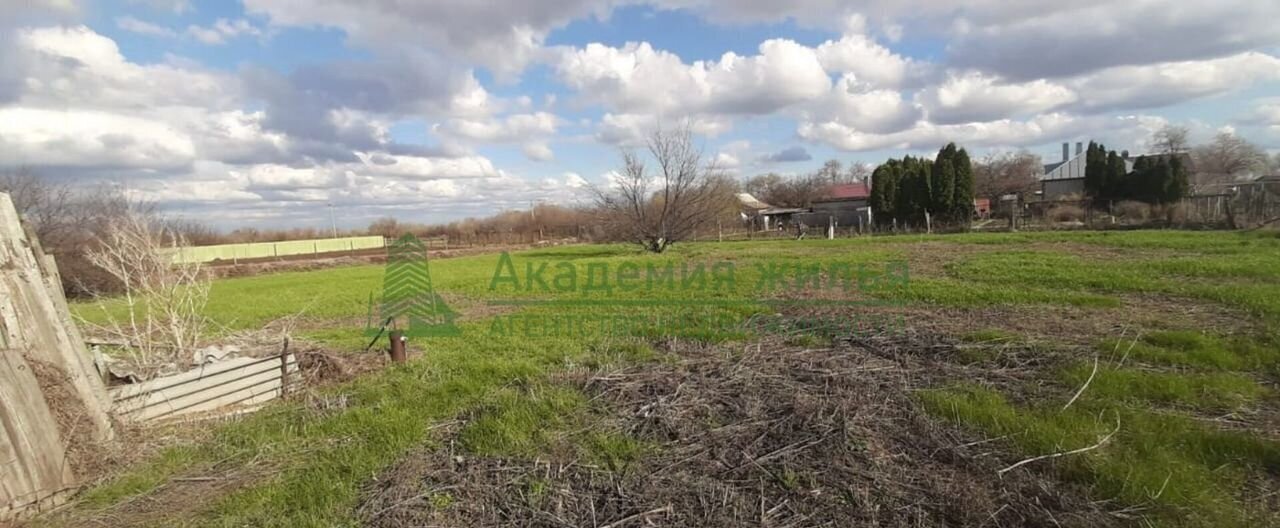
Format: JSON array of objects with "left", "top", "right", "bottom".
[
  {"left": 0, "top": 347, "right": 76, "bottom": 520},
  {"left": 0, "top": 192, "right": 115, "bottom": 520}
]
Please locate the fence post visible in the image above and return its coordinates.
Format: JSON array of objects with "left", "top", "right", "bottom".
[
  {"left": 389, "top": 331, "right": 407, "bottom": 364},
  {"left": 279, "top": 336, "right": 291, "bottom": 398}
]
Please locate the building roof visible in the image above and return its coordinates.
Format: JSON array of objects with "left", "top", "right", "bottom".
[
  {"left": 736, "top": 192, "right": 772, "bottom": 210},
  {"left": 1041, "top": 151, "right": 1138, "bottom": 181},
  {"left": 814, "top": 182, "right": 870, "bottom": 201}
]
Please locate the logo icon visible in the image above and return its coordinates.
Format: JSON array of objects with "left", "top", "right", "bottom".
[{"left": 365, "top": 234, "right": 460, "bottom": 337}]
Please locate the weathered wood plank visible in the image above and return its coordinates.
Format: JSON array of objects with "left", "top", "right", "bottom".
[
  {"left": 0, "top": 192, "right": 115, "bottom": 520},
  {"left": 0, "top": 194, "right": 114, "bottom": 441}
]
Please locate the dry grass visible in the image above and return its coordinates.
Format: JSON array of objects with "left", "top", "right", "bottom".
[{"left": 357, "top": 334, "right": 1116, "bottom": 527}]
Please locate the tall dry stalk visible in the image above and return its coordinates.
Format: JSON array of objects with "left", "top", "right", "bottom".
[{"left": 84, "top": 209, "right": 209, "bottom": 366}]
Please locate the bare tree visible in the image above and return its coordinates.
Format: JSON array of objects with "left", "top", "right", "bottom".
[
  {"left": 972, "top": 150, "right": 1042, "bottom": 200},
  {"left": 1192, "top": 131, "right": 1267, "bottom": 191},
  {"left": 0, "top": 166, "right": 75, "bottom": 248},
  {"left": 845, "top": 162, "right": 873, "bottom": 183},
  {"left": 742, "top": 172, "right": 828, "bottom": 208},
  {"left": 817, "top": 159, "right": 843, "bottom": 183},
  {"left": 1150, "top": 124, "right": 1191, "bottom": 155},
  {"left": 367, "top": 217, "right": 403, "bottom": 238},
  {"left": 83, "top": 208, "right": 210, "bottom": 366},
  {"left": 592, "top": 126, "right": 732, "bottom": 253},
  {"left": 1, "top": 170, "right": 172, "bottom": 295}
]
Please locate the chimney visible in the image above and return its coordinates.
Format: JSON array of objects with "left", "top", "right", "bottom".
[
  {"left": 1062, "top": 142, "right": 1069, "bottom": 162},
  {"left": 1075, "top": 142, "right": 1083, "bottom": 156}
]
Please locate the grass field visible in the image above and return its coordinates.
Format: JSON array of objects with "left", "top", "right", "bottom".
[{"left": 48, "top": 230, "right": 1280, "bottom": 527}]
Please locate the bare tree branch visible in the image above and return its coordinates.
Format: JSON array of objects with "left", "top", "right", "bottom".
[{"left": 590, "top": 124, "right": 734, "bottom": 252}]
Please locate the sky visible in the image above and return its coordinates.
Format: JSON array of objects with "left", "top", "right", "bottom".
[{"left": 2, "top": 0, "right": 1279, "bottom": 230}]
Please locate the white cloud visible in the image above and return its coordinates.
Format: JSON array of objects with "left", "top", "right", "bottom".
[
  {"left": 562, "top": 171, "right": 588, "bottom": 188},
  {"left": 242, "top": 0, "right": 601, "bottom": 78},
  {"left": 1067, "top": 52, "right": 1280, "bottom": 112},
  {"left": 438, "top": 112, "right": 558, "bottom": 142},
  {"left": 803, "top": 75, "right": 922, "bottom": 134},
  {"left": 9, "top": 25, "right": 238, "bottom": 110},
  {"left": 522, "top": 142, "right": 555, "bottom": 161},
  {"left": 595, "top": 113, "right": 732, "bottom": 146},
  {"left": 1249, "top": 100, "right": 1280, "bottom": 127},
  {"left": 815, "top": 31, "right": 924, "bottom": 89},
  {"left": 239, "top": 164, "right": 339, "bottom": 190},
  {"left": 797, "top": 112, "right": 1085, "bottom": 152},
  {"left": 115, "top": 16, "right": 176, "bottom": 37},
  {"left": 186, "top": 18, "right": 263, "bottom": 45},
  {"left": 351, "top": 152, "right": 501, "bottom": 180},
  {"left": 917, "top": 72, "right": 1077, "bottom": 124},
  {"left": 798, "top": 111, "right": 1177, "bottom": 154},
  {"left": 4, "top": 3, "right": 1279, "bottom": 227},
  {"left": 713, "top": 152, "right": 741, "bottom": 170},
  {"left": 126, "top": 0, "right": 191, "bottom": 13},
  {"left": 0, "top": 107, "right": 196, "bottom": 170},
  {"left": 946, "top": 0, "right": 1280, "bottom": 80},
  {"left": 554, "top": 38, "right": 830, "bottom": 117},
  {"left": 437, "top": 112, "right": 560, "bottom": 161}
]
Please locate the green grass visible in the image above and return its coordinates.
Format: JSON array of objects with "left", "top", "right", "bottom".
[
  {"left": 1060, "top": 364, "right": 1265, "bottom": 412},
  {"left": 919, "top": 385, "right": 1280, "bottom": 527},
  {"left": 458, "top": 383, "right": 588, "bottom": 457},
  {"left": 1102, "top": 331, "right": 1280, "bottom": 373},
  {"left": 944, "top": 248, "right": 1280, "bottom": 322},
  {"left": 55, "top": 230, "right": 1280, "bottom": 527}
]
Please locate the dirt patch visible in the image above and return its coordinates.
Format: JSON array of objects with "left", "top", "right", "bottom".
[
  {"left": 37, "top": 455, "right": 283, "bottom": 528},
  {"left": 358, "top": 335, "right": 1115, "bottom": 527},
  {"left": 296, "top": 346, "right": 387, "bottom": 386}
]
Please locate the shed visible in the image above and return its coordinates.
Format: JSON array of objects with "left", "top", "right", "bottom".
[{"left": 804, "top": 182, "right": 872, "bottom": 228}]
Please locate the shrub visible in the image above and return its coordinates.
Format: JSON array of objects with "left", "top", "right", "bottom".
[
  {"left": 1115, "top": 200, "right": 1151, "bottom": 222},
  {"left": 1047, "top": 204, "right": 1085, "bottom": 223},
  {"left": 1153, "top": 202, "right": 1188, "bottom": 224}
]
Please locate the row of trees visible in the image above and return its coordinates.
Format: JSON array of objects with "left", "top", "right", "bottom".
[
  {"left": 868, "top": 143, "right": 975, "bottom": 227},
  {"left": 367, "top": 203, "right": 595, "bottom": 242},
  {"left": 1, "top": 168, "right": 154, "bottom": 296},
  {"left": 1127, "top": 155, "right": 1190, "bottom": 205},
  {"left": 1083, "top": 141, "right": 1189, "bottom": 204}
]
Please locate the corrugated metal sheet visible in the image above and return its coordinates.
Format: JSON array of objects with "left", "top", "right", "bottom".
[
  {"left": 111, "top": 353, "right": 299, "bottom": 423},
  {"left": 1044, "top": 154, "right": 1086, "bottom": 181}
]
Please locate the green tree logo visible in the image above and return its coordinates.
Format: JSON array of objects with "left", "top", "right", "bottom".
[{"left": 365, "top": 234, "right": 460, "bottom": 337}]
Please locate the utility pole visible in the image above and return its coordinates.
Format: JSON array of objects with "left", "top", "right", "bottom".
[{"left": 328, "top": 202, "right": 338, "bottom": 238}]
